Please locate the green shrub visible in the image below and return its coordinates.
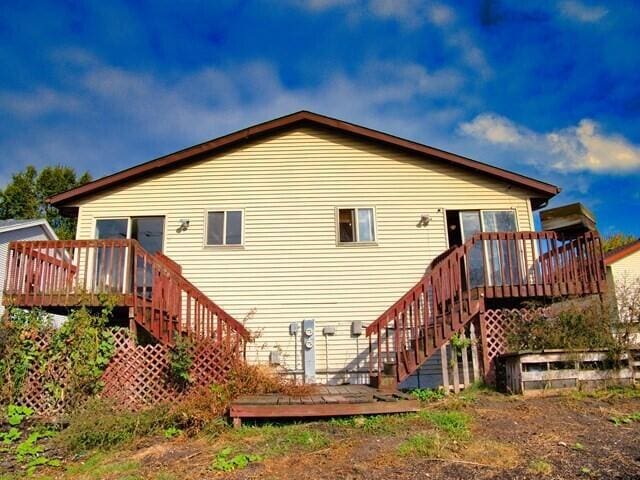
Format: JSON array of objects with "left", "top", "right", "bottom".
[
  {"left": 6, "top": 405, "right": 33, "bottom": 426},
  {"left": 0, "top": 302, "right": 117, "bottom": 410},
  {"left": 168, "top": 335, "right": 194, "bottom": 389},
  {"left": 56, "top": 398, "right": 175, "bottom": 452},
  {"left": 507, "top": 300, "right": 618, "bottom": 353}
]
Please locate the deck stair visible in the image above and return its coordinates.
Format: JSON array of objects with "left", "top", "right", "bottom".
[{"left": 366, "top": 230, "right": 607, "bottom": 387}]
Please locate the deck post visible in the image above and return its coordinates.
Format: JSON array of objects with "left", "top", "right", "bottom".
[
  {"left": 440, "top": 345, "right": 450, "bottom": 395},
  {"left": 477, "top": 306, "right": 491, "bottom": 381},
  {"left": 128, "top": 307, "right": 137, "bottom": 339}
]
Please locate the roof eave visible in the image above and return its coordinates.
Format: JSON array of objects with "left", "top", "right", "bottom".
[
  {"left": 48, "top": 110, "right": 560, "bottom": 209},
  {"left": 604, "top": 240, "right": 640, "bottom": 265}
]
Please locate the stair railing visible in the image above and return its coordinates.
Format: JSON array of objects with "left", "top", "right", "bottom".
[
  {"left": 366, "top": 230, "right": 606, "bottom": 383},
  {"left": 130, "top": 240, "right": 250, "bottom": 349}
]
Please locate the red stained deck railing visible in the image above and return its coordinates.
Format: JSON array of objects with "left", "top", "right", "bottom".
[
  {"left": 366, "top": 230, "right": 607, "bottom": 384},
  {"left": 3, "top": 239, "right": 250, "bottom": 349}
]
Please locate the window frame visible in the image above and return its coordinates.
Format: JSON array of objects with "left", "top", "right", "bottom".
[
  {"left": 204, "top": 209, "right": 245, "bottom": 248},
  {"left": 335, "top": 206, "right": 378, "bottom": 246}
]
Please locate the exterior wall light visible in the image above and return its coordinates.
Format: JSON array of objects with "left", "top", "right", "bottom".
[
  {"left": 177, "top": 219, "right": 190, "bottom": 233},
  {"left": 419, "top": 213, "right": 432, "bottom": 227}
]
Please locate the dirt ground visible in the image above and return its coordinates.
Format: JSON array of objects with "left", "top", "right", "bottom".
[{"left": 7, "top": 389, "right": 640, "bottom": 480}]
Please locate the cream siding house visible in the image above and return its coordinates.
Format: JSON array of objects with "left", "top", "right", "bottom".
[
  {"left": 605, "top": 240, "right": 640, "bottom": 333},
  {"left": 50, "top": 112, "right": 559, "bottom": 384}
]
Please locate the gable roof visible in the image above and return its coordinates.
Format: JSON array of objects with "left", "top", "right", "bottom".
[
  {"left": 0, "top": 219, "right": 57, "bottom": 239},
  {"left": 48, "top": 110, "right": 560, "bottom": 210},
  {"left": 604, "top": 239, "right": 640, "bottom": 265}
]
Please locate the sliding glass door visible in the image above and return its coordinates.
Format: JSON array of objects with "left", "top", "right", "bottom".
[
  {"left": 94, "top": 217, "right": 165, "bottom": 295},
  {"left": 459, "top": 210, "right": 518, "bottom": 288}
]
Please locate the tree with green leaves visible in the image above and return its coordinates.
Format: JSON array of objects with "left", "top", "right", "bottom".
[
  {"left": 0, "top": 165, "right": 91, "bottom": 239},
  {"left": 602, "top": 232, "right": 638, "bottom": 253}
]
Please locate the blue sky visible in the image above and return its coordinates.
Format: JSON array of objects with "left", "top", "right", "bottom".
[{"left": 0, "top": 0, "right": 639, "bottom": 235}]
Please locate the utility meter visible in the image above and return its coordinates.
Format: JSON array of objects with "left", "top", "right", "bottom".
[{"left": 302, "top": 319, "right": 315, "bottom": 384}]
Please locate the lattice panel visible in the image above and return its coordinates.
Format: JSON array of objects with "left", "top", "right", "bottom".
[
  {"left": 101, "top": 332, "right": 240, "bottom": 410},
  {"left": 483, "top": 307, "right": 548, "bottom": 382},
  {"left": 8, "top": 329, "right": 243, "bottom": 414},
  {"left": 12, "top": 336, "right": 72, "bottom": 415}
]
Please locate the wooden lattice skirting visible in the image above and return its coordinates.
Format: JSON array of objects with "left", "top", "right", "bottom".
[
  {"left": 11, "top": 329, "right": 241, "bottom": 415},
  {"left": 483, "top": 307, "right": 547, "bottom": 384}
]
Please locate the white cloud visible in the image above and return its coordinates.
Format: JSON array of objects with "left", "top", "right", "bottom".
[
  {"left": 558, "top": 0, "right": 608, "bottom": 22},
  {"left": 459, "top": 113, "right": 640, "bottom": 173},
  {"left": 292, "top": 0, "right": 355, "bottom": 11},
  {"left": 0, "top": 52, "right": 469, "bottom": 182},
  {"left": 287, "top": 0, "right": 490, "bottom": 77},
  {"left": 459, "top": 113, "right": 532, "bottom": 145},
  {"left": 0, "top": 87, "right": 82, "bottom": 117}
]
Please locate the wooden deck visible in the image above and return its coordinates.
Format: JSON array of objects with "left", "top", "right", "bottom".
[
  {"left": 229, "top": 385, "right": 420, "bottom": 426},
  {"left": 2, "top": 239, "right": 250, "bottom": 348}
]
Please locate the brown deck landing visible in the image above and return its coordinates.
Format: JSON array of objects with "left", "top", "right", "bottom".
[{"left": 229, "top": 385, "right": 419, "bottom": 427}]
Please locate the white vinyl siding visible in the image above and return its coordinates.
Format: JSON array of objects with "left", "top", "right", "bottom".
[
  {"left": 73, "top": 127, "right": 537, "bottom": 383},
  {"left": 608, "top": 249, "right": 640, "bottom": 326}
]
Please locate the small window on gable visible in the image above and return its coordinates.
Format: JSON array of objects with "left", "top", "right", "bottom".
[
  {"left": 338, "top": 208, "right": 376, "bottom": 243},
  {"left": 207, "top": 210, "right": 243, "bottom": 246}
]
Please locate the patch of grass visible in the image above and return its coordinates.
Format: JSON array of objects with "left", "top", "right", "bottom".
[
  {"left": 65, "top": 452, "right": 107, "bottom": 475},
  {"left": 56, "top": 399, "right": 175, "bottom": 453},
  {"left": 261, "top": 425, "right": 329, "bottom": 455},
  {"left": 154, "top": 473, "right": 178, "bottom": 480},
  {"left": 163, "top": 426, "right": 182, "bottom": 439},
  {"left": 411, "top": 388, "right": 446, "bottom": 403},
  {"left": 529, "top": 459, "right": 553, "bottom": 476},
  {"left": 419, "top": 410, "right": 471, "bottom": 440},
  {"left": 352, "top": 414, "right": 415, "bottom": 434},
  {"left": 65, "top": 457, "right": 141, "bottom": 479},
  {"left": 570, "top": 385, "right": 640, "bottom": 401},
  {"left": 398, "top": 433, "right": 443, "bottom": 457},
  {"left": 230, "top": 423, "right": 329, "bottom": 457},
  {"left": 609, "top": 412, "right": 640, "bottom": 426}
]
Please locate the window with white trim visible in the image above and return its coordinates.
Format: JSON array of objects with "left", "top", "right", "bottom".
[
  {"left": 338, "top": 208, "right": 376, "bottom": 243},
  {"left": 206, "top": 210, "right": 243, "bottom": 246}
]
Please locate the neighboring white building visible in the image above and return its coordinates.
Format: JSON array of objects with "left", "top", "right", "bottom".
[
  {"left": 0, "top": 219, "right": 60, "bottom": 321},
  {"left": 605, "top": 239, "right": 640, "bottom": 335}
]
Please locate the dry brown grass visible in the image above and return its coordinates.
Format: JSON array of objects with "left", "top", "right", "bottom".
[{"left": 169, "top": 362, "right": 312, "bottom": 433}]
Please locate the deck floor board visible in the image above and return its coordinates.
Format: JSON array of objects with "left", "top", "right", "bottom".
[{"left": 230, "top": 385, "right": 420, "bottom": 425}]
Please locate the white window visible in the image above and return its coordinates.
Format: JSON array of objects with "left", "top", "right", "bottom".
[
  {"left": 338, "top": 208, "right": 376, "bottom": 243},
  {"left": 206, "top": 210, "right": 243, "bottom": 246}
]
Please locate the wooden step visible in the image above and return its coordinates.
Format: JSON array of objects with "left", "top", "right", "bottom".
[{"left": 370, "top": 374, "right": 397, "bottom": 392}]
